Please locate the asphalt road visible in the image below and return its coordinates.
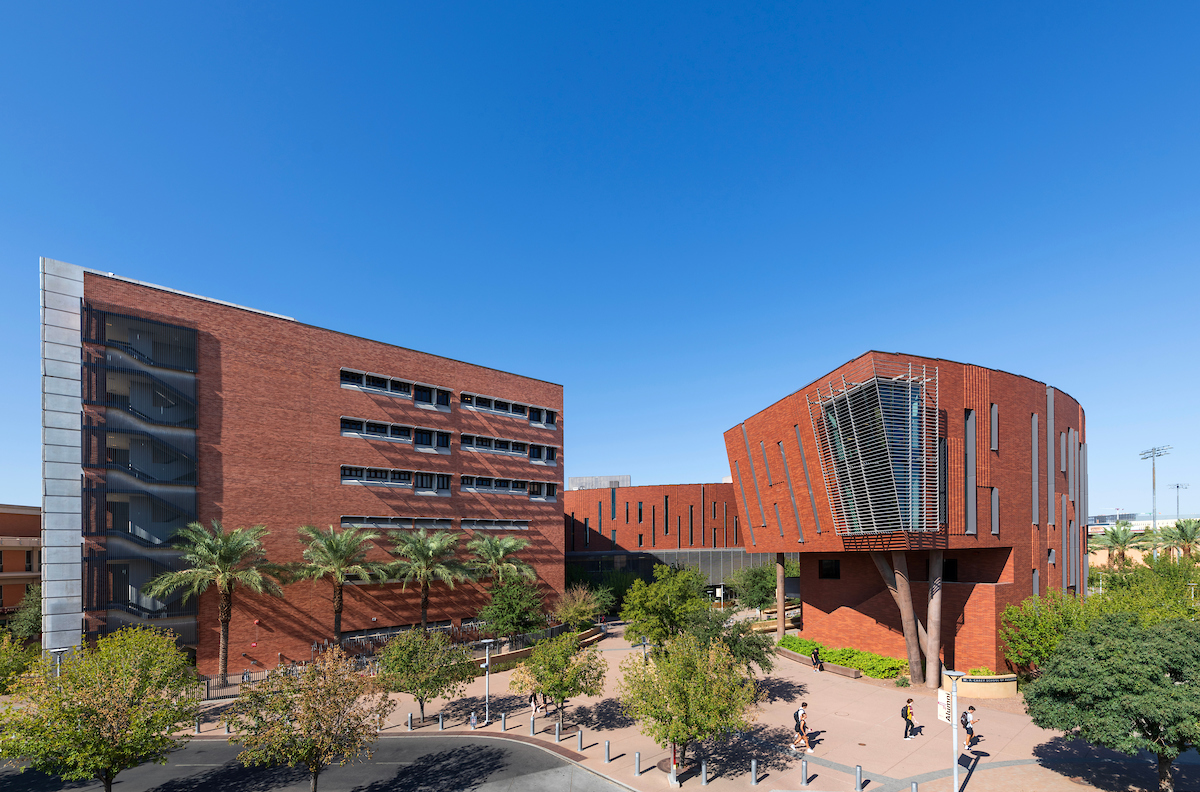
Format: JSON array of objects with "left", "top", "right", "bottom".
[{"left": 0, "top": 735, "right": 632, "bottom": 792}]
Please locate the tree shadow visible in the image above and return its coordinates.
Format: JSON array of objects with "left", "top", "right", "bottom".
[
  {"left": 692, "top": 724, "right": 798, "bottom": 781},
  {"left": 1031, "top": 735, "right": 1200, "bottom": 792},
  {"left": 145, "top": 763, "right": 309, "bottom": 792},
  {"left": 350, "top": 746, "right": 508, "bottom": 792},
  {"left": 435, "top": 694, "right": 527, "bottom": 724},
  {"left": 756, "top": 677, "right": 806, "bottom": 705},
  {"left": 0, "top": 768, "right": 91, "bottom": 792},
  {"left": 572, "top": 698, "right": 634, "bottom": 731}
]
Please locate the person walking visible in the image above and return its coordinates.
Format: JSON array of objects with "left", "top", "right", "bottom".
[
  {"left": 962, "top": 706, "right": 980, "bottom": 751},
  {"left": 811, "top": 646, "right": 823, "bottom": 673},
  {"left": 790, "top": 702, "right": 814, "bottom": 753},
  {"left": 901, "top": 699, "right": 918, "bottom": 739}
]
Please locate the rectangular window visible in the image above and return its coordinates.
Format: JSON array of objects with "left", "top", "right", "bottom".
[
  {"left": 461, "top": 476, "right": 475, "bottom": 487},
  {"left": 511, "top": 404, "right": 527, "bottom": 416},
  {"left": 392, "top": 470, "right": 412, "bottom": 483},
  {"left": 818, "top": 559, "right": 841, "bottom": 579},
  {"left": 944, "top": 559, "right": 959, "bottom": 582},
  {"left": 991, "top": 487, "right": 1000, "bottom": 535},
  {"left": 529, "top": 446, "right": 543, "bottom": 460},
  {"left": 365, "top": 374, "right": 388, "bottom": 390},
  {"left": 391, "top": 379, "right": 411, "bottom": 395},
  {"left": 391, "top": 425, "right": 411, "bottom": 439},
  {"left": 366, "top": 468, "right": 389, "bottom": 481},
  {"left": 365, "top": 422, "right": 388, "bottom": 436},
  {"left": 436, "top": 474, "right": 451, "bottom": 490},
  {"left": 1048, "top": 548, "right": 1056, "bottom": 565},
  {"left": 712, "top": 502, "right": 717, "bottom": 519},
  {"left": 1032, "top": 568, "right": 1039, "bottom": 596},
  {"left": 512, "top": 480, "right": 527, "bottom": 491},
  {"left": 528, "top": 408, "right": 542, "bottom": 422},
  {"left": 436, "top": 432, "right": 451, "bottom": 449},
  {"left": 990, "top": 403, "right": 999, "bottom": 451},
  {"left": 760, "top": 441, "right": 773, "bottom": 485},
  {"left": 1031, "top": 413, "right": 1039, "bottom": 524},
  {"left": 638, "top": 502, "right": 643, "bottom": 523},
  {"left": 965, "top": 410, "right": 977, "bottom": 535},
  {"left": 415, "top": 473, "right": 434, "bottom": 489},
  {"left": 546, "top": 447, "right": 557, "bottom": 461},
  {"left": 689, "top": 505, "right": 694, "bottom": 545},
  {"left": 461, "top": 393, "right": 474, "bottom": 405},
  {"left": 584, "top": 517, "right": 589, "bottom": 545},
  {"left": 494, "top": 400, "right": 510, "bottom": 412},
  {"left": 611, "top": 529, "right": 617, "bottom": 546},
  {"left": 341, "top": 418, "right": 364, "bottom": 433},
  {"left": 436, "top": 390, "right": 451, "bottom": 406},
  {"left": 414, "top": 386, "right": 433, "bottom": 404},
  {"left": 512, "top": 442, "right": 527, "bottom": 453},
  {"left": 1061, "top": 432, "right": 1067, "bottom": 472},
  {"left": 638, "top": 534, "right": 644, "bottom": 547},
  {"left": 547, "top": 483, "right": 557, "bottom": 497},
  {"left": 625, "top": 502, "right": 629, "bottom": 523},
  {"left": 341, "top": 466, "right": 364, "bottom": 479},
  {"left": 461, "top": 435, "right": 474, "bottom": 446},
  {"left": 495, "top": 440, "right": 510, "bottom": 451},
  {"left": 476, "top": 437, "right": 493, "bottom": 449},
  {"left": 476, "top": 477, "right": 493, "bottom": 488},
  {"left": 494, "top": 479, "right": 511, "bottom": 489},
  {"left": 340, "top": 369, "right": 364, "bottom": 386},
  {"left": 414, "top": 429, "right": 433, "bottom": 446},
  {"left": 611, "top": 489, "right": 617, "bottom": 520},
  {"left": 529, "top": 482, "right": 544, "bottom": 496},
  {"left": 25, "top": 551, "right": 33, "bottom": 573},
  {"left": 476, "top": 397, "right": 493, "bottom": 409},
  {"left": 546, "top": 410, "right": 557, "bottom": 425}
]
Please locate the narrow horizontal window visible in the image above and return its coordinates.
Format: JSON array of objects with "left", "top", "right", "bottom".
[
  {"left": 414, "top": 473, "right": 434, "bottom": 489},
  {"left": 495, "top": 440, "right": 510, "bottom": 452},
  {"left": 476, "top": 477, "right": 493, "bottom": 488},
  {"left": 390, "top": 379, "right": 410, "bottom": 394},
  {"left": 414, "top": 386, "right": 433, "bottom": 404},
  {"left": 366, "top": 468, "right": 389, "bottom": 481},
  {"left": 461, "top": 476, "right": 475, "bottom": 486},
  {"left": 528, "top": 408, "right": 542, "bottom": 422},
  {"left": 365, "top": 375, "right": 388, "bottom": 390},
  {"left": 340, "top": 370, "right": 364, "bottom": 385},
  {"left": 341, "top": 418, "right": 364, "bottom": 433},
  {"left": 476, "top": 397, "right": 493, "bottom": 409},
  {"left": 475, "top": 437, "right": 493, "bottom": 449},
  {"left": 529, "top": 482, "right": 544, "bottom": 496},
  {"left": 460, "top": 393, "right": 474, "bottom": 405},
  {"left": 414, "top": 429, "right": 433, "bottom": 446},
  {"left": 511, "top": 404, "right": 527, "bottom": 416},
  {"left": 529, "top": 446, "right": 544, "bottom": 460},
  {"left": 365, "top": 422, "right": 388, "bottom": 436},
  {"left": 494, "top": 400, "right": 510, "bottom": 412},
  {"left": 390, "top": 425, "right": 411, "bottom": 439},
  {"left": 461, "top": 435, "right": 474, "bottom": 446},
  {"left": 512, "top": 480, "right": 527, "bottom": 491},
  {"left": 341, "top": 466, "right": 364, "bottom": 479},
  {"left": 391, "top": 470, "right": 411, "bottom": 483},
  {"left": 494, "top": 479, "right": 511, "bottom": 489},
  {"left": 512, "top": 442, "right": 527, "bottom": 453}
]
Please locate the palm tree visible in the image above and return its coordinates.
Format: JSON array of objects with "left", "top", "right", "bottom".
[
  {"left": 142, "top": 520, "right": 284, "bottom": 681},
  {"left": 1088, "top": 521, "right": 1138, "bottom": 569},
  {"left": 466, "top": 534, "right": 536, "bottom": 586},
  {"left": 386, "top": 527, "right": 472, "bottom": 630},
  {"left": 1163, "top": 519, "right": 1200, "bottom": 560},
  {"left": 295, "top": 525, "right": 391, "bottom": 643}
]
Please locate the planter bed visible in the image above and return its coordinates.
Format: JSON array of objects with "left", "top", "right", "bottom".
[{"left": 775, "top": 646, "right": 862, "bottom": 679}]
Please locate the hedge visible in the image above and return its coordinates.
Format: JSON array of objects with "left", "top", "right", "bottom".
[{"left": 777, "top": 635, "right": 908, "bottom": 679}]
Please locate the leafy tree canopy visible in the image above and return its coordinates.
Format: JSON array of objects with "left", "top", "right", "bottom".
[
  {"left": 477, "top": 580, "right": 544, "bottom": 638},
  {"left": 0, "top": 626, "right": 198, "bottom": 792},
  {"left": 7, "top": 584, "right": 41, "bottom": 642},
  {"left": 687, "top": 608, "right": 775, "bottom": 675},
  {"left": 553, "top": 584, "right": 604, "bottom": 631},
  {"left": 0, "top": 630, "right": 39, "bottom": 694},
  {"left": 620, "top": 564, "right": 710, "bottom": 646},
  {"left": 378, "top": 629, "right": 474, "bottom": 722},
  {"left": 1025, "top": 614, "right": 1200, "bottom": 792},
  {"left": 509, "top": 632, "right": 607, "bottom": 727}
]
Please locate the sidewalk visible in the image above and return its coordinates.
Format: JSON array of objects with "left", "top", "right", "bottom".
[{"left": 196, "top": 624, "right": 1200, "bottom": 792}]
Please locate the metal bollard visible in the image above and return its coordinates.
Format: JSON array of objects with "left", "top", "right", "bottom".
[
  {"left": 635, "top": 751, "right": 641, "bottom": 776},
  {"left": 855, "top": 765, "right": 863, "bottom": 792},
  {"left": 801, "top": 758, "right": 808, "bottom": 786},
  {"left": 577, "top": 729, "right": 583, "bottom": 752},
  {"left": 530, "top": 712, "right": 536, "bottom": 736},
  {"left": 407, "top": 713, "right": 413, "bottom": 732},
  {"left": 439, "top": 712, "right": 444, "bottom": 731},
  {"left": 701, "top": 759, "right": 708, "bottom": 785},
  {"left": 555, "top": 722, "right": 561, "bottom": 743},
  {"left": 911, "top": 783, "right": 918, "bottom": 792},
  {"left": 605, "top": 740, "right": 610, "bottom": 763},
  {"left": 501, "top": 712, "right": 506, "bottom": 731},
  {"left": 195, "top": 716, "right": 201, "bottom": 735},
  {"left": 751, "top": 758, "right": 758, "bottom": 786},
  {"left": 471, "top": 712, "right": 477, "bottom": 730}
]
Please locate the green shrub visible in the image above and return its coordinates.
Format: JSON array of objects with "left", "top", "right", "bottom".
[
  {"left": 968, "top": 666, "right": 994, "bottom": 676},
  {"left": 895, "top": 675, "right": 910, "bottom": 687},
  {"left": 777, "top": 635, "right": 907, "bottom": 679}
]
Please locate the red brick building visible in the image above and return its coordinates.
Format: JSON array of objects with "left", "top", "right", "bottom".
[
  {"left": 724, "top": 351, "right": 1089, "bottom": 677},
  {"left": 40, "top": 258, "right": 563, "bottom": 674},
  {"left": 0, "top": 504, "right": 41, "bottom": 632}
]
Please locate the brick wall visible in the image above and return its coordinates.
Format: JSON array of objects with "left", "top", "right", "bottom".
[{"left": 562, "top": 483, "right": 740, "bottom": 553}]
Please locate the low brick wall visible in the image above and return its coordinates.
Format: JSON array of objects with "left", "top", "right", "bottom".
[
  {"left": 775, "top": 646, "right": 862, "bottom": 679},
  {"left": 750, "top": 616, "right": 802, "bottom": 633},
  {"left": 485, "top": 627, "right": 603, "bottom": 667}
]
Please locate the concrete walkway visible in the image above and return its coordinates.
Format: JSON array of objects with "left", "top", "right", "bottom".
[{"left": 192, "top": 624, "right": 1200, "bottom": 792}]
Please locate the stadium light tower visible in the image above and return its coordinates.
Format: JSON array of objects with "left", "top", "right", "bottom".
[
  {"left": 1169, "top": 483, "right": 1189, "bottom": 522},
  {"left": 1141, "top": 446, "right": 1172, "bottom": 558}
]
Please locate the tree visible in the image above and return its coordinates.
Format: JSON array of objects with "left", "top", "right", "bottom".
[
  {"left": 142, "top": 520, "right": 285, "bottom": 681},
  {"left": 466, "top": 534, "right": 535, "bottom": 586},
  {"left": 686, "top": 608, "right": 775, "bottom": 675},
  {"left": 617, "top": 631, "right": 758, "bottom": 767},
  {"left": 0, "top": 626, "right": 198, "bottom": 792},
  {"left": 620, "top": 564, "right": 710, "bottom": 646},
  {"left": 477, "top": 580, "right": 544, "bottom": 638},
  {"left": 1163, "top": 519, "right": 1200, "bottom": 560},
  {"left": 294, "top": 525, "right": 389, "bottom": 643},
  {"left": 998, "top": 588, "right": 1087, "bottom": 678},
  {"left": 224, "top": 645, "right": 395, "bottom": 792},
  {"left": 386, "top": 527, "right": 472, "bottom": 631},
  {"left": 1088, "top": 521, "right": 1139, "bottom": 568},
  {"left": 1090, "top": 557, "right": 1198, "bottom": 626},
  {"left": 0, "top": 631, "right": 39, "bottom": 694},
  {"left": 7, "top": 584, "right": 42, "bottom": 642},
  {"left": 724, "top": 564, "right": 777, "bottom": 612},
  {"left": 1025, "top": 615, "right": 1200, "bottom": 792},
  {"left": 509, "top": 632, "right": 607, "bottom": 728},
  {"left": 553, "top": 584, "right": 603, "bottom": 631},
  {"left": 378, "top": 629, "right": 474, "bottom": 723}
]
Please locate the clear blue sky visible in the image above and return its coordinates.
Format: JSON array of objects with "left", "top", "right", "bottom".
[{"left": 1, "top": 3, "right": 1197, "bottom": 517}]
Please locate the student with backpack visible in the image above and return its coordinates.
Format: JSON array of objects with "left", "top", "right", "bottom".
[
  {"left": 810, "top": 646, "right": 823, "bottom": 673},
  {"left": 962, "top": 706, "right": 980, "bottom": 750},
  {"left": 790, "top": 702, "right": 814, "bottom": 753},
  {"left": 901, "top": 699, "right": 918, "bottom": 739}
]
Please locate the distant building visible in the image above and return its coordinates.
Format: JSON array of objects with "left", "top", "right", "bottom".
[
  {"left": 0, "top": 504, "right": 41, "bottom": 632},
  {"left": 569, "top": 475, "right": 631, "bottom": 491}
]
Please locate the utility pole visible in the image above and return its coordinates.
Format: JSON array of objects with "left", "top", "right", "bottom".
[
  {"left": 1168, "top": 483, "right": 1189, "bottom": 522},
  {"left": 1141, "top": 446, "right": 1172, "bottom": 559}
]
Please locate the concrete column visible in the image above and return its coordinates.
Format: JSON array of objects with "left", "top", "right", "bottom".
[
  {"left": 926, "top": 550, "right": 943, "bottom": 689},
  {"left": 776, "top": 552, "right": 786, "bottom": 641}
]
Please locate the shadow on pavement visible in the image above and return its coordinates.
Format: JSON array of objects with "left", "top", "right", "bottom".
[
  {"left": 350, "top": 745, "right": 508, "bottom": 792},
  {"left": 0, "top": 768, "right": 91, "bottom": 792},
  {"left": 756, "top": 677, "right": 806, "bottom": 705},
  {"left": 572, "top": 698, "right": 634, "bottom": 731},
  {"left": 148, "top": 763, "right": 309, "bottom": 792},
  {"left": 1033, "top": 736, "right": 1200, "bottom": 792},
  {"left": 436, "top": 694, "right": 527, "bottom": 724},
  {"left": 694, "top": 725, "right": 798, "bottom": 781}
]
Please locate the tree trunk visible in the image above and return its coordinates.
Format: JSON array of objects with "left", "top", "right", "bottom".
[
  {"left": 679, "top": 739, "right": 689, "bottom": 764},
  {"left": 558, "top": 698, "right": 565, "bottom": 729},
  {"left": 219, "top": 583, "right": 233, "bottom": 684},
  {"left": 1158, "top": 752, "right": 1175, "bottom": 792},
  {"left": 775, "top": 553, "right": 786, "bottom": 642},
  {"left": 310, "top": 764, "right": 320, "bottom": 792},
  {"left": 870, "top": 552, "right": 924, "bottom": 685},
  {"left": 421, "top": 582, "right": 429, "bottom": 631},
  {"left": 926, "top": 550, "right": 943, "bottom": 689},
  {"left": 419, "top": 698, "right": 425, "bottom": 723},
  {"left": 102, "top": 771, "right": 113, "bottom": 792},
  {"left": 333, "top": 580, "right": 343, "bottom": 644}
]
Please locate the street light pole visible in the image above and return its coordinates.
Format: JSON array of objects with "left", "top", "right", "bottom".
[
  {"left": 481, "top": 639, "right": 495, "bottom": 725},
  {"left": 946, "top": 669, "right": 966, "bottom": 792},
  {"left": 50, "top": 647, "right": 68, "bottom": 678},
  {"left": 1141, "top": 447, "right": 1172, "bottom": 559},
  {"left": 1169, "top": 484, "right": 1189, "bottom": 522}
]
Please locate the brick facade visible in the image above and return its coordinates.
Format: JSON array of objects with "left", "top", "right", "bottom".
[
  {"left": 0, "top": 505, "right": 41, "bottom": 628},
  {"left": 563, "top": 483, "right": 741, "bottom": 553},
  {"left": 81, "top": 273, "right": 564, "bottom": 675}
]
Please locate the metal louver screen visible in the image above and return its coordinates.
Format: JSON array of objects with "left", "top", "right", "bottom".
[{"left": 807, "top": 360, "right": 940, "bottom": 536}]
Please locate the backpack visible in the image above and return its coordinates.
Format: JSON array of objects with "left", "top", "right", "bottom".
[
  {"left": 960, "top": 711, "right": 969, "bottom": 727},
  {"left": 794, "top": 708, "right": 802, "bottom": 724},
  {"left": 900, "top": 705, "right": 909, "bottom": 719}
]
